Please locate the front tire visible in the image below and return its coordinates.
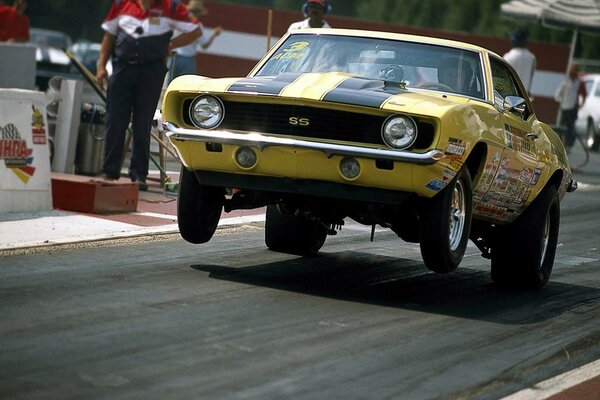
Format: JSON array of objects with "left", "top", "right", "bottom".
[
  {"left": 265, "top": 205, "right": 327, "bottom": 256},
  {"left": 420, "top": 167, "right": 472, "bottom": 273},
  {"left": 177, "top": 167, "right": 224, "bottom": 244},
  {"left": 491, "top": 185, "right": 560, "bottom": 289}
]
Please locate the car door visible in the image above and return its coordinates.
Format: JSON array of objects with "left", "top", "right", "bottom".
[{"left": 484, "top": 56, "right": 540, "bottom": 220}]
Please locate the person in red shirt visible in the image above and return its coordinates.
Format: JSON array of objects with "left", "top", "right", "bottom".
[
  {"left": 0, "top": 0, "right": 30, "bottom": 43},
  {"left": 96, "top": 0, "right": 201, "bottom": 189}
]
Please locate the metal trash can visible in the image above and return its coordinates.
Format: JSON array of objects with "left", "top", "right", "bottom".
[{"left": 75, "top": 102, "right": 106, "bottom": 176}]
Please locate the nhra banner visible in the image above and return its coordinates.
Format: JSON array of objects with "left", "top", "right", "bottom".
[{"left": 0, "top": 89, "right": 52, "bottom": 212}]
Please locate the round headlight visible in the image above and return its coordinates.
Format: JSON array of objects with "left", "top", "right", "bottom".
[
  {"left": 381, "top": 115, "right": 417, "bottom": 149},
  {"left": 189, "top": 95, "right": 224, "bottom": 129}
]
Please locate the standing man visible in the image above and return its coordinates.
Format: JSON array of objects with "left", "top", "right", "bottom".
[
  {"left": 168, "top": 0, "right": 222, "bottom": 79},
  {"left": 0, "top": 0, "right": 30, "bottom": 43},
  {"left": 503, "top": 28, "right": 536, "bottom": 95},
  {"left": 555, "top": 63, "right": 587, "bottom": 150},
  {"left": 288, "top": 0, "right": 331, "bottom": 32},
  {"left": 96, "top": 0, "right": 201, "bottom": 190}
]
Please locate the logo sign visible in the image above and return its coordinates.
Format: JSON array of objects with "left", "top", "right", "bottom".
[
  {"left": 289, "top": 117, "right": 310, "bottom": 126},
  {"left": 0, "top": 123, "right": 35, "bottom": 183}
]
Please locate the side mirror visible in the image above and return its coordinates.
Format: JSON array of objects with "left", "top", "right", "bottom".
[{"left": 503, "top": 96, "right": 527, "bottom": 114}]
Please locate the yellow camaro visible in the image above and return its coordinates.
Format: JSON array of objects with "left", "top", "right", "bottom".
[{"left": 162, "top": 28, "right": 577, "bottom": 289}]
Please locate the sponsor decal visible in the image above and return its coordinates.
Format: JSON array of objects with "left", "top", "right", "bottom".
[
  {"left": 443, "top": 157, "right": 462, "bottom": 172},
  {"left": 426, "top": 178, "right": 448, "bottom": 192},
  {"left": 1, "top": 122, "right": 36, "bottom": 184},
  {"left": 31, "top": 105, "right": 47, "bottom": 145},
  {"left": 442, "top": 169, "right": 456, "bottom": 182},
  {"left": 445, "top": 138, "right": 466, "bottom": 156},
  {"left": 531, "top": 168, "right": 542, "bottom": 186},
  {"left": 474, "top": 203, "right": 509, "bottom": 219},
  {"left": 272, "top": 41, "right": 310, "bottom": 61},
  {"left": 441, "top": 138, "right": 467, "bottom": 174},
  {"left": 504, "top": 123, "right": 535, "bottom": 157}
]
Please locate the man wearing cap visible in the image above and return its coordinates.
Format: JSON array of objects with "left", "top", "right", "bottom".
[
  {"left": 503, "top": 28, "right": 536, "bottom": 95},
  {"left": 96, "top": 0, "right": 201, "bottom": 189},
  {"left": 0, "top": 0, "right": 30, "bottom": 43},
  {"left": 288, "top": 0, "right": 331, "bottom": 32},
  {"left": 168, "top": 0, "right": 222, "bottom": 79}
]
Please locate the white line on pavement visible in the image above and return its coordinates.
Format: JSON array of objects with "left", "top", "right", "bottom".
[{"left": 501, "top": 359, "right": 600, "bottom": 400}]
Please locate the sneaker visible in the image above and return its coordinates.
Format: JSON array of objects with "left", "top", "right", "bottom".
[
  {"left": 131, "top": 176, "right": 148, "bottom": 191},
  {"left": 101, "top": 173, "right": 120, "bottom": 181}
]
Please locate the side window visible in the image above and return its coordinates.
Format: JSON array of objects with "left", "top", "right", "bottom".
[
  {"left": 595, "top": 81, "right": 600, "bottom": 97},
  {"left": 491, "top": 58, "right": 518, "bottom": 99},
  {"left": 490, "top": 56, "right": 530, "bottom": 118}
]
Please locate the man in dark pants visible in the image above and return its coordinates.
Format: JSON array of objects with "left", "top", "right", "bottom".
[
  {"left": 96, "top": 0, "right": 201, "bottom": 190},
  {"left": 554, "top": 63, "right": 587, "bottom": 151}
]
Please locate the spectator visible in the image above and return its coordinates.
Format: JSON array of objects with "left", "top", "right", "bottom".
[
  {"left": 0, "top": 0, "right": 30, "bottom": 43},
  {"left": 96, "top": 0, "right": 201, "bottom": 190},
  {"left": 554, "top": 63, "right": 587, "bottom": 150},
  {"left": 288, "top": 0, "right": 331, "bottom": 32},
  {"left": 168, "top": 0, "right": 222, "bottom": 79},
  {"left": 503, "top": 28, "right": 536, "bottom": 95}
]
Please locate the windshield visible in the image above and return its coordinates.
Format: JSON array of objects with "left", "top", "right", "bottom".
[{"left": 256, "top": 34, "right": 485, "bottom": 99}]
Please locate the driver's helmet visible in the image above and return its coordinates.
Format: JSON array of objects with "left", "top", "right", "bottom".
[{"left": 437, "top": 56, "right": 473, "bottom": 93}]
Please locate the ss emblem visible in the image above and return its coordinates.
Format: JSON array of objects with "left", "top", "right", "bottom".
[{"left": 289, "top": 117, "right": 310, "bottom": 126}]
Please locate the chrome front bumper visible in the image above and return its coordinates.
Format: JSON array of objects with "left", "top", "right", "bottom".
[{"left": 164, "top": 123, "right": 443, "bottom": 165}]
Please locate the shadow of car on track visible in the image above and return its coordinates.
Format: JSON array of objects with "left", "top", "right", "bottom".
[{"left": 191, "top": 250, "right": 600, "bottom": 326}]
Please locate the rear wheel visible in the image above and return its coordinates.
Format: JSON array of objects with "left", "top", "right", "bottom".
[
  {"left": 177, "top": 167, "right": 224, "bottom": 244},
  {"left": 491, "top": 185, "right": 559, "bottom": 289},
  {"left": 420, "top": 167, "right": 472, "bottom": 273},
  {"left": 265, "top": 205, "right": 327, "bottom": 256}
]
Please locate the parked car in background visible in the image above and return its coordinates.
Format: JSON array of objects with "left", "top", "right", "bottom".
[
  {"left": 162, "top": 28, "right": 577, "bottom": 289},
  {"left": 29, "top": 28, "right": 76, "bottom": 90},
  {"left": 576, "top": 73, "right": 600, "bottom": 151},
  {"left": 71, "top": 40, "right": 113, "bottom": 76}
]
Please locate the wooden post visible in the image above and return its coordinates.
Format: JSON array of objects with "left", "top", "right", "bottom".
[{"left": 267, "top": 9, "right": 273, "bottom": 52}]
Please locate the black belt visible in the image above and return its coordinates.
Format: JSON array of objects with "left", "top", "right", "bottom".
[{"left": 123, "top": 58, "right": 161, "bottom": 65}]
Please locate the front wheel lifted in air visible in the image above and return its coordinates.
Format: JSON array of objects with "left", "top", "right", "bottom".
[
  {"left": 177, "top": 167, "right": 224, "bottom": 244},
  {"left": 420, "top": 166, "right": 473, "bottom": 273}
]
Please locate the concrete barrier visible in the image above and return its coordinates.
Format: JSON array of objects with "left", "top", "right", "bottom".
[{"left": 0, "top": 89, "right": 52, "bottom": 212}]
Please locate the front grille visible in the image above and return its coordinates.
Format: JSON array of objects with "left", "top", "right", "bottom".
[
  {"left": 182, "top": 99, "right": 435, "bottom": 149},
  {"left": 220, "top": 101, "right": 386, "bottom": 145}
]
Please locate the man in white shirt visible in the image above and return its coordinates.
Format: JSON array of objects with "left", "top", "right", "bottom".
[
  {"left": 169, "top": 0, "right": 222, "bottom": 79},
  {"left": 555, "top": 63, "right": 587, "bottom": 149},
  {"left": 288, "top": 0, "right": 331, "bottom": 32},
  {"left": 503, "top": 28, "right": 536, "bottom": 94}
]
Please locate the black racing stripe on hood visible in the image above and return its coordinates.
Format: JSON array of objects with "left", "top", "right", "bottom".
[
  {"left": 323, "top": 77, "right": 393, "bottom": 108},
  {"left": 227, "top": 73, "right": 301, "bottom": 95}
]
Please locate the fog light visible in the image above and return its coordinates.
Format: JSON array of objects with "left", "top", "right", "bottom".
[
  {"left": 235, "top": 147, "right": 257, "bottom": 169},
  {"left": 340, "top": 157, "right": 360, "bottom": 179}
]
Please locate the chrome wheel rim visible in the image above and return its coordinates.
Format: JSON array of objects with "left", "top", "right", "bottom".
[
  {"left": 449, "top": 180, "right": 466, "bottom": 251},
  {"left": 540, "top": 211, "right": 550, "bottom": 265}
]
